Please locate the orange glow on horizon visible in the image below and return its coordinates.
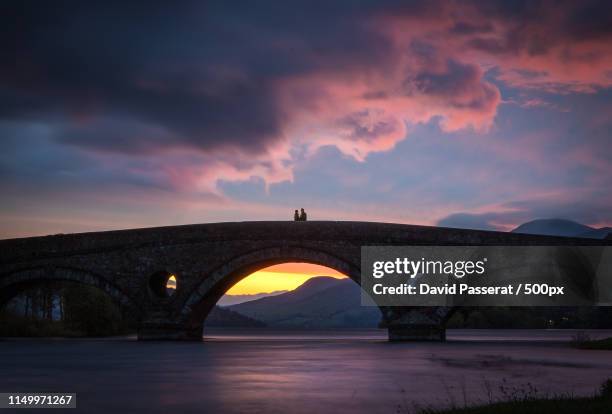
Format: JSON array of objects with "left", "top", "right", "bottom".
[{"left": 225, "top": 263, "right": 346, "bottom": 295}]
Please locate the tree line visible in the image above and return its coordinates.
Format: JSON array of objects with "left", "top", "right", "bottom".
[{"left": 0, "top": 282, "right": 137, "bottom": 337}]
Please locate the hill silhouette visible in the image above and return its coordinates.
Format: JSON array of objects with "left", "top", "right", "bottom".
[
  {"left": 228, "top": 276, "right": 381, "bottom": 328},
  {"left": 512, "top": 218, "right": 611, "bottom": 238},
  {"left": 205, "top": 306, "right": 267, "bottom": 327},
  {"left": 217, "top": 290, "right": 288, "bottom": 306}
]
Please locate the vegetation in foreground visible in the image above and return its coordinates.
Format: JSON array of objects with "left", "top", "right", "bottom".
[{"left": 409, "top": 379, "right": 612, "bottom": 414}]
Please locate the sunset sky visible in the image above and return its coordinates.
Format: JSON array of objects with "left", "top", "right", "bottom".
[
  {"left": 2, "top": 1, "right": 612, "bottom": 241},
  {"left": 165, "top": 263, "right": 345, "bottom": 295},
  {"left": 226, "top": 263, "right": 346, "bottom": 295}
]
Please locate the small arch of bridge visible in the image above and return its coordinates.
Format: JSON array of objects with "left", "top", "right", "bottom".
[{"left": 0, "top": 266, "right": 140, "bottom": 317}]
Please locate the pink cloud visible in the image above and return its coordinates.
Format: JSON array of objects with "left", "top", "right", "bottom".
[
  {"left": 241, "top": 4, "right": 611, "bottom": 189},
  {"left": 46, "top": 2, "right": 611, "bottom": 199}
]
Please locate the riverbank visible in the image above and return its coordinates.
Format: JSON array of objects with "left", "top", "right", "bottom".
[{"left": 421, "top": 379, "right": 612, "bottom": 413}]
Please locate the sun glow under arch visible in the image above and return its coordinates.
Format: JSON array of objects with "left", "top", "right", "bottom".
[{"left": 226, "top": 263, "right": 347, "bottom": 295}]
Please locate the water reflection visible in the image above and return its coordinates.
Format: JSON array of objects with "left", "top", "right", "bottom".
[{"left": 2, "top": 329, "right": 612, "bottom": 414}]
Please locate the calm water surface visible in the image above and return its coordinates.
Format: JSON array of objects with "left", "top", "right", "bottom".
[{"left": 1, "top": 329, "right": 612, "bottom": 413}]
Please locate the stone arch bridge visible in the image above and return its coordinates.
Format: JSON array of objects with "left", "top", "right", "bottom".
[{"left": 0, "top": 221, "right": 608, "bottom": 341}]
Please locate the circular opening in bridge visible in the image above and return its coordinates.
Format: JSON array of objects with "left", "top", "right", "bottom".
[
  {"left": 204, "top": 262, "right": 383, "bottom": 335},
  {"left": 149, "top": 271, "right": 177, "bottom": 299}
]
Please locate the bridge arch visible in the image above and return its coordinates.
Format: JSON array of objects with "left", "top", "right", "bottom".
[
  {"left": 0, "top": 266, "right": 140, "bottom": 317},
  {"left": 179, "top": 245, "right": 368, "bottom": 336}
]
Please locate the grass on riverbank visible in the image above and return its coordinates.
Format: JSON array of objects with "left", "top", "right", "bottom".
[
  {"left": 415, "top": 379, "right": 612, "bottom": 414},
  {"left": 420, "top": 395, "right": 612, "bottom": 413}
]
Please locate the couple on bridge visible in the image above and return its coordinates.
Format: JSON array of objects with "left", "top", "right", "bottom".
[{"left": 293, "top": 208, "right": 307, "bottom": 221}]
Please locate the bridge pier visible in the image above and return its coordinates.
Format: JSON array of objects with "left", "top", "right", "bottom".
[
  {"left": 138, "top": 302, "right": 203, "bottom": 341},
  {"left": 380, "top": 306, "right": 450, "bottom": 342}
]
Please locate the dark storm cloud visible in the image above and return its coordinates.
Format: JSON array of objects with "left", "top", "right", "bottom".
[
  {"left": 2, "top": 2, "right": 281, "bottom": 153},
  {"left": 2, "top": 0, "right": 611, "bottom": 155},
  {"left": 466, "top": 0, "right": 612, "bottom": 57},
  {"left": 566, "top": 1, "right": 612, "bottom": 40},
  {"left": 0, "top": 0, "right": 397, "bottom": 155}
]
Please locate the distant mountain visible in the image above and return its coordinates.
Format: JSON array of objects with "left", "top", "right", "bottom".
[
  {"left": 205, "top": 306, "right": 266, "bottom": 327},
  {"left": 579, "top": 227, "right": 612, "bottom": 239},
  {"left": 511, "top": 219, "right": 611, "bottom": 239},
  {"left": 217, "top": 290, "right": 288, "bottom": 306},
  {"left": 228, "top": 277, "right": 381, "bottom": 328}
]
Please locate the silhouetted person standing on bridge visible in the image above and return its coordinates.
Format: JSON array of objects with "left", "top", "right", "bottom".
[
  {"left": 294, "top": 210, "right": 300, "bottom": 221},
  {"left": 299, "top": 208, "right": 307, "bottom": 221}
]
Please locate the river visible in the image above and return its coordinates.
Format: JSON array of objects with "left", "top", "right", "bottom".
[{"left": 1, "top": 329, "right": 612, "bottom": 413}]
